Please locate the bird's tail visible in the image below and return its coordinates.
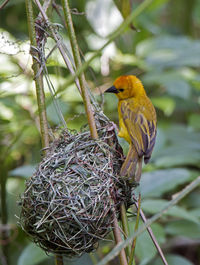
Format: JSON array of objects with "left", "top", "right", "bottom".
[{"left": 120, "top": 145, "right": 142, "bottom": 183}]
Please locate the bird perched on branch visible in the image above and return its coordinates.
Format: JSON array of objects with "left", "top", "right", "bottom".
[{"left": 105, "top": 75, "right": 157, "bottom": 182}]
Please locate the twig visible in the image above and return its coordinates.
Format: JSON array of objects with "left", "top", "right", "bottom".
[
  {"left": 120, "top": 202, "right": 131, "bottom": 256},
  {"left": 0, "top": 165, "right": 9, "bottom": 265},
  {"left": 113, "top": 212, "right": 128, "bottom": 265},
  {"left": 25, "top": 0, "right": 49, "bottom": 150},
  {"left": 129, "top": 194, "right": 141, "bottom": 265},
  {"left": 0, "top": 0, "right": 10, "bottom": 10},
  {"left": 55, "top": 255, "right": 64, "bottom": 265},
  {"left": 25, "top": 0, "right": 60, "bottom": 264},
  {"left": 95, "top": 176, "right": 200, "bottom": 265},
  {"left": 61, "top": 0, "right": 98, "bottom": 139},
  {"left": 136, "top": 205, "right": 168, "bottom": 265},
  {"left": 52, "top": 1, "right": 68, "bottom": 29}
]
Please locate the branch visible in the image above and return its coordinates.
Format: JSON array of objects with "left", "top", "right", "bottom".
[
  {"left": 113, "top": 212, "right": 128, "bottom": 265},
  {"left": 25, "top": 1, "right": 61, "bottom": 264},
  {"left": 25, "top": 0, "right": 49, "bottom": 151},
  {"left": 0, "top": 0, "right": 10, "bottom": 10},
  {"left": 120, "top": 202, "right": 131, "bottom": 256}
]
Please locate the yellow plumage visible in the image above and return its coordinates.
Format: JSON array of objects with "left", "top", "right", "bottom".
[{"left": 105, "top": 75, "right": 157, "bottom": 182}]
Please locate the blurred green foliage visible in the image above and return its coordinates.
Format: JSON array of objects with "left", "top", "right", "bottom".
[{"left": 0, "top": 0, "right": 200, "bottom": 265}]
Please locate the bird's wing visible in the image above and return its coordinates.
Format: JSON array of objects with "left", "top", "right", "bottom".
[{"left": 120, "top": 99, "right": 156, "bottom": 163}]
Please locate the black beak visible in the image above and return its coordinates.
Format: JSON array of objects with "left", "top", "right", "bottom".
[{"left": 105, "top": 85, "right": 119, "bottom": 94}]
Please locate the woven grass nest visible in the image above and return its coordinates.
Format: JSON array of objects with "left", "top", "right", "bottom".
[{"left": 19, "top": 117, "right": 132, "bottom": 257}]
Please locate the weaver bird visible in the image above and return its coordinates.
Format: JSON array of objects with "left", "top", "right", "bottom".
[{"left": 105, "top": 75, "right": 157, "bottom": 182}]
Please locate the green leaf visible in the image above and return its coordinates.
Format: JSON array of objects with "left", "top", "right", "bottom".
[
  {"left": 68, "top": 254, "right": 93, "bottom": 265},
  {"left": 17, "top": 243, "right": 48, "bottom": 265},
  {"left": 151, "top": 97, "right": 176, "bottom": 116},
  {"left": 149, "top": 254, "right": 194, "bottom": 265},
  {"left": 143, "top": 70, "right": 191, "bottom": 99},
  {"left": 46, "top": 99, "right": 70, "bottom": 125},
  {"left": 181, "top": 190, "right": 200, "bottom": 208},
  {"left": 154, "top": 150, "right": 200, "bottom": 168},
  {"left": 137, "top": 36, "right": 200, "bottom": 68},
  {"left": 113, "top": 0, "right": 132, "bottom": 19},
  {"left": 165, "top": 220, "right": 200, "bottom": 239},
  {"left": 135, "top": 228, "right": 157, "bottom": 265},
  {"left": 153, "top": 125, "right": 200, "bottom": 168},
  {"left": 165, "top": 125, "right": 200, "bottom": 148},
  {"left": 150, "top": 128, "right": 167, "bottom": 158},
  {"left": 188, "top": 113, "right": 200, "bottom": 130},
  {"left": 190, "top": 208, "right": 200, "bottom": 218},
  {"left": 142, "top": 199, "right": 199, "bottom": 224},
  {"left": 129, "top": 223, "right": 165, "bottom": 265},
  {"left": 163, "top": 79, "right": 191, "bottom": 99},
  {"left": 141, "top": 168, "right": 191, "bottom": 198},
  {"left": 147, "top": 0, "right": 169, "bottom": 11},
  {"left": 9, "top": 165, "right": 36, "bottom": 178}
]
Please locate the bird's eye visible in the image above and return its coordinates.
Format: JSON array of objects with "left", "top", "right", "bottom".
[{"left": 119, "top": 88, "right": 124, "bottom": 92}]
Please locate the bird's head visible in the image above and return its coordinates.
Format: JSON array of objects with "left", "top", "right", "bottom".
[{"left": 105, "top": 75, "right": 146, "bottom": 100}]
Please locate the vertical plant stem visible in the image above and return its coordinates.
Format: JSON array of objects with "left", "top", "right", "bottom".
[
  {"left": 120, "top": 202, "right": 131, "bottom": 256},
  {"left": 55, "top": 255, "right": 64, "bottom": 265},
  {"left": 25, "top": 0, "right": 49, "bottom": 151},
  {"left": 25, "top": 1, "right": 61, "bottom": 264},
  {"left": 113, "top": 213, "right": 128, "bottom": 265},
  {"left": 61, "top": 2, "right": 128, "bottom": 263},
  {"left": 61, "top": 0, "right": 98, "bottom": 139},
  {"left": 129, "top": 194, "right": 141, "bottom": 265},
  {"left": 0, "top": 0, "right": 10, "bottom": 10},
  {"left": 0, "top": 165, "right": 9, "bottom": 265}
]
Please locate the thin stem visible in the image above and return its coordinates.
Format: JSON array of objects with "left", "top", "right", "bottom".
[
  {"left": 113, "top": 212, "right": 128, "bottom": 265},
  {"left": 56, "top": 0, "right": 154, "bottom": 95},
  {"left": 55, "top": 255, "right": 64, "bottom": 265},
  {"left": 61, "top": 0, "right": 98, "bottom": 139},
  {"left": 136, "top": 205, "right": 168, "bottom": 265},
  {"left": 120, "top": 203, "right": 131, "bottom": 256},
  {"left": 0, "top": 165, "right": 9, "bottom": 265},
  {"left": 0, "top": 0, "right": 10, "bottom": 10},
  {"left": 25, "top": 0, "right": 49, "bottom": 151},
  {"left": 129, "top": 194, "right": 141, "bottom": 265},
  {"left": 95, "top": 176, "right": 200, "bottom": 265},
  {"left": 25, "top": 1, "right": 60, "bottom": 264}
]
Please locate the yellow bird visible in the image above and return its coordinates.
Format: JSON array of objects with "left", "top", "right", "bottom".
[{"left": 105, "top": 75, "right": 157, "bottom": 182}]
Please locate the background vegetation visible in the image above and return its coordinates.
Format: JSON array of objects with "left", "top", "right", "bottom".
[{"left": 0, "top": 0, "right": 200, "bottom": 265}]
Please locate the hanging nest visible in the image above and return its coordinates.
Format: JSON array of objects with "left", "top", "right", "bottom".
[{"left": 19, "top": 116, "right": 132, "bottom": 257}]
